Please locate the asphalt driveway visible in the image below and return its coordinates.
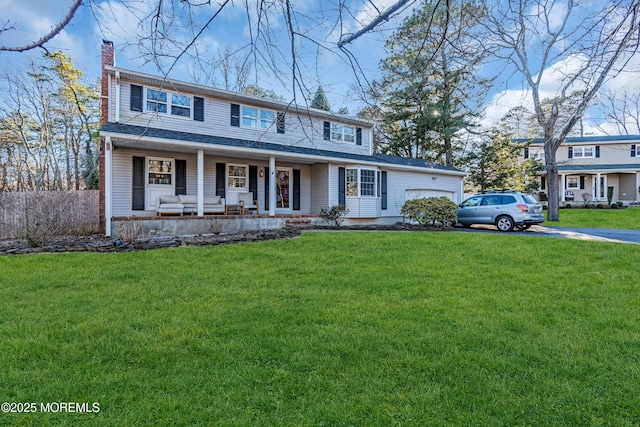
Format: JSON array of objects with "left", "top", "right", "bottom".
[{"left": 457, "top": 224, "right": 640, "bottom": 244}]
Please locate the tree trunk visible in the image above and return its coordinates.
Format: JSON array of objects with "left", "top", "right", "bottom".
[{"left": 545, "top": 147, "right": 560, "bottom": 222}]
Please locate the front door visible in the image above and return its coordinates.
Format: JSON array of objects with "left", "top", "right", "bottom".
[{"left": 276, "top": 168, "right": 292, "bottom": 212}]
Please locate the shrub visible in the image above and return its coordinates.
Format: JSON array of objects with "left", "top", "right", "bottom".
[
  {"left": 611, "top": 203, "right": 619, "bottom": 209},
  {"left": 617, "top": 201, "right": 625, "bottom": 208},
  {"left": 564, "top": 203, "right": 572, "bottom": 208},
  {"left": 319, "top": 205, "right": 350, "bottom": 227},
  {"left": 596, "top": 203, "right": 604, "bottom": 209},
  {"left": 401, "top": 197, "right": 458, "bottom": 227}
]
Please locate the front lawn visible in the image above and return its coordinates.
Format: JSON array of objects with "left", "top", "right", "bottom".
[
  {"left": 545, "top": 206, "right": 640, "bottom": 229},
  {"left": 1, "top": 232, "right": 639, "bottom": 425}
]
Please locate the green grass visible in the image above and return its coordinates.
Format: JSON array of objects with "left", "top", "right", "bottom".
[
  {"left": 545, "top": 206, "right": 640, "bottom": 229},
  {"left": 1, "top": 232, "right": 640, "bottom": 426}
]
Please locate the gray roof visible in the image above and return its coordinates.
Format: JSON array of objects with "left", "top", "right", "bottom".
[
  {"left": 101, "top": 122, "right": 463, "bottom": 173},
  {"left": 556, "top": 163, "right": 640, "bottom": 172},
  {"left": 516, "top": 135, "right": 640, "bottom": 145}
]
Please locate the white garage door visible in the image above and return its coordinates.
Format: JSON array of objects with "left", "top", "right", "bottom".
[{"left": 405, "top": 189, "right": 455, "bottom": 202}]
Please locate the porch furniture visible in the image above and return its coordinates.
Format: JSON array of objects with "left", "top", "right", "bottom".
[
  {"left": 225, "top": 203, "right": 243, "bottom": 215},
  {"left": 156, "top": 195, "right": 184, "bottom": 216},
  {"left": 178, "top": 195, "right": 225, "bottom": 215},
  {"left": 238, "top": 192, "right": 259, "bottom": 214}
]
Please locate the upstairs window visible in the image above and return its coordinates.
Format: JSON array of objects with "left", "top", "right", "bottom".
[
  {"left": 573, "top": 146, "right": 595, "bottom": 158},
  {"left": 331, "top": 123, "right": 356, "bottom": 142},
  {"left": 241, "top": 106, "right": 276, "bottom": 131},
  {"left": 145, "top": 88, "right": 192, "bottom": 118}
]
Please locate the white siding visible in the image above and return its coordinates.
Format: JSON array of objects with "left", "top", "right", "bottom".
[
  {"left": 383, "top": 170, "right": 462, "bottom": 217},
  {"left": 110, "top": 148, "right": 312, "bottom": 216},
  {"left": 311, "top": 164, "right": 329, "bottom": 214},
  {"left": 114, "top": 78, "right": 372, "bottom": 157}
]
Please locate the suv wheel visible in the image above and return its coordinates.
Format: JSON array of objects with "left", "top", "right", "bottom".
[{"left": 495, "top": 215, "right": 514, "bottom": 232}]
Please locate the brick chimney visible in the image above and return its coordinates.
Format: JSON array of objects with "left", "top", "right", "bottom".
[{"left": 99, "top": 40, "right": 114, "bottom": 234}]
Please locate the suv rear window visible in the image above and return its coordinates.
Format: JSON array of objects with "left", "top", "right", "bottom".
[
  {"left": 522, "top": 195, "right": 537, "bottom": 204},
  {"left": 502, "top": 195, "right": 516, "bottom": 204}
]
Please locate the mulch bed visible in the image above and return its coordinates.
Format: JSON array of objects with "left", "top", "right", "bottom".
[{"left": 0, "top": 223, "right": 452, "bottom": 256}]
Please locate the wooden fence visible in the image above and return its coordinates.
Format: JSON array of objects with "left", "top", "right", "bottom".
[{"left": 0, "top": 191, "right": 99, "bottom": 240}]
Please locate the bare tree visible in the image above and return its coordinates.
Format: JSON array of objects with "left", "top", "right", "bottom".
[
  {"left": 596, "top": 88, "right": 640, "bottom": 135},
  {"left": 486, "top": 0, "right": 640, "bottom": 221}
]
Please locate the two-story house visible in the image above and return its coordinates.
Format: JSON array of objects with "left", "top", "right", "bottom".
[
  {"left": 523, "top": 135, "right": 640, "bottom": 205},
  {"left": 98, "top": 41, "right": 466, "bottom": 236}
]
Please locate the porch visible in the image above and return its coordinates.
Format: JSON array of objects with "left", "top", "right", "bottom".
[{"left": 110, "top": 213, "right": 323, "bottom": 239}]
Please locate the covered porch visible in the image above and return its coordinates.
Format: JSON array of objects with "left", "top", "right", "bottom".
[{"left": 537, "top": 168, "right": 640, "bottom": 205}]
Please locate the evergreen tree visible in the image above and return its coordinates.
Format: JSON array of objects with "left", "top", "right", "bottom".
[
  {"left": 375, "top": 0, "right": 490, "bottom": 167},
  {"left": 311, "top": 86, "right": 331, "bottom": 111}
]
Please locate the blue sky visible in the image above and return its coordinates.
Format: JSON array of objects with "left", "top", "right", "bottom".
[{"left": 2, "top": 0, "right": 640, "bottom": 135}]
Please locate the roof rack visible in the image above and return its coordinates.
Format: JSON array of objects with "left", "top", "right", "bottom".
[{"left": 480, "top": 189, "right": 517, "bottom": 194}]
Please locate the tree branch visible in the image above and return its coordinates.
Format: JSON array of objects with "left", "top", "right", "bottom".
[
  {"left": 0, "top": 0, "right": 83, "bottom": 52},
  {"left": 338, "top": 0, "right": 414, "bottom": 47}
]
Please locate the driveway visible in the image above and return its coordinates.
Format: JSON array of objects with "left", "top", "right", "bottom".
[{"left": 457, "top": 225, "right": 640, "bottom": 244}]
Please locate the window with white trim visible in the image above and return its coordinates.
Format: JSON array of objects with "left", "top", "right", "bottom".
[
  {"left": 567, "top": 176, "right": 579, "bottom": 189},
  {"left": 241, "top": 106, "right": 276, "bottom": 130},
  {"left": 345, "top": 168, "right": 378, "bottom": 197},
  {"left": 573, "top": 146, "right": 594, "bottom": 158},
  {"left": 227, "top": 164, "right": 248, "bottom": 189},
  {"left": 145, "top": 88, "right": 192, "bottom": 118},
  {"left": 532, "top": 149, "right": 545, "bottom": 160},
  {"left": 346, "top": 169, "right": 358, "bottom": 196},
  {"left": 332, "top": 123, "right": 356, "bottom": 142}
]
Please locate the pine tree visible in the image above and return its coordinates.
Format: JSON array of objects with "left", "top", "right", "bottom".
[{"left": 311, "top": 86, "right": 331, "bottom": 111}]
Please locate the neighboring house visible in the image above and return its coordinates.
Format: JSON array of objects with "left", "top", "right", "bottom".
[
  {"left": 520, "top": 135, "right": 640, "bottom": 205},
  {"left": 98, "top": 41, "right": 466, "bottom": 236}
]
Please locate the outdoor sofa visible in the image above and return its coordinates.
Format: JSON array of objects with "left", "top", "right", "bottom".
[{"left": 156, "top": 194, "right": 225, "bottom": 216}]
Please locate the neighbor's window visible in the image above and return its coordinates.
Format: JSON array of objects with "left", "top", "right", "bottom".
[
  {"left": 146, "top": 88, "right": 192, "bottom": 118},
  {"left": 228, "top": 164, "right": 248, "bottom": 189},
  {"left": 573, "top": 146, "right": 595, "bottom": 158},
  {"left": 567, "top": 176, "right": 579, "bottom": 188}
]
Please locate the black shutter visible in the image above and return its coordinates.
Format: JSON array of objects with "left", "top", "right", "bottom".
[
  {"left": 323, "top": 121, "right": 331, "bottom": 141},
  {"left": 632, "top": 144, "right": 637, "bottom": 157},
  {"left": 230, "top": 103, "right": 240, "bottom": 127},
  {"left": 130, "top": 84, "right": 143, "bottom": 112},
  {"left": 381, "top": 171, "right": 387, "bottom": 210},
  {"left": 524, "top": 147, "right": 529, "bottom": 159},
  {"left": 194, "top": 97, "right": 204, "bottom": 121},
  {"left": 541, "top": 176, "right": 546, "bottom": 190},
  {"left": 277, "top": 112, "right": 285, "bottom": 134},
  {"left": 132, "top": 156, "right": 145, "bottom": 210},
  {"left": 595, "top": 145, "right": 600, "bottom": 158},
  {"left": 356, "top": 127, "right": 362, "bottom": 145},
  {"left": 568, "top": 146, "right": 573, "bottom": 159},
  {"left": 264, "top": 167, "right": 270, "bottom": 208},
  {"left": 175, "top": 160, "right": 186, "bottom": 195},
  {"left": 579, "top": 176, "right": 585, "bottom": 190},
  {"left": 338, "top": 167, "right": 346, "bottom": 205},
  {"left": 293, "top": 169, "right": 301, "bottom": 211},
  {"left": 216, "top": 163, "right": 226, "bottom": 198},
  {"left": 249, "top": 165, "right": 258, "bottom": 198}
]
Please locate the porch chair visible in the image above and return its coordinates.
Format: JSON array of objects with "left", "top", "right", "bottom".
[{"left": 238, "top": 192, "right": 259, "bottom": 215}]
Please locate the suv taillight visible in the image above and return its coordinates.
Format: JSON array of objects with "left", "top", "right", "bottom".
[{"left": 516, "top": 204, "right": 529, "bottom": 213}]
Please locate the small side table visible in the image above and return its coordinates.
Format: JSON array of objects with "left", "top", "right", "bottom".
[{"left": 225, "top": 204, "right": 244, "bottom": 215}]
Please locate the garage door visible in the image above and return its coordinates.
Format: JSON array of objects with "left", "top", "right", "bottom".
[{"left": 405, "top": 189, "right": 455, "bottom": 202}]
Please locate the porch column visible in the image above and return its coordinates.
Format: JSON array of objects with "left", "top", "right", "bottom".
[
  {"left": 596, "top": 173, "right": 602, "bottom": 201},
  {"left": 105, "top": 137, "right": 113, "bottom": 237},
  {"left": 603, "top": 174, "right": 608, "bottom": 202},
  {"left": 197, "top": 149, "right": 204, "bottom": 216},
  {"left": 269, "top": 156, "right": 276, "bottom": 216},
  {"left": 560, "top": 174, "right": 566, "bottom": 201}
]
